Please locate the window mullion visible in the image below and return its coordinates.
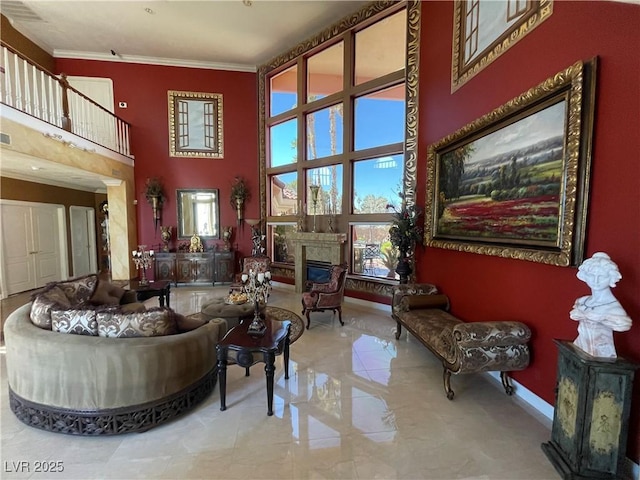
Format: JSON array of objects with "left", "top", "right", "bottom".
[
  {"left": 297, "top": 56, "right": 306, "bottom": 211},
  {"left": 343, "top": 30, "right": 355, "bottom": 219}
]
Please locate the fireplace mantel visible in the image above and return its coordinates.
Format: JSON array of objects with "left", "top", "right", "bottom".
[{"left": 290, "top": 232, "right": 346, "bottom": 293}]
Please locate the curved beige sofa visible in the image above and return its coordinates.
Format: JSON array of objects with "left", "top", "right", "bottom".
[{"left": 5, "top": 303, "right": 225, "bottom": 435}]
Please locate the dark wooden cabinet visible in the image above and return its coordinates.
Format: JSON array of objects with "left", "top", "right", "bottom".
[
  {"left": 542, "top": 340, "right": 638, "bottom": 480},
  {"left": 154, "top": 251, "right": 234, "bottom": 285},
  {"left": 175, "top": 253, "right": 213, "bottom": 285},
  {"left": 214, "top": 251, "right": 235, "bottom": 283},
  {"left": 154, "top": 253, "right": 175, "bottom": 283}
]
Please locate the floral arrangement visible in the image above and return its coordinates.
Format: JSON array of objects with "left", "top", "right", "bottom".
[
  {"left": 387, "top": 193, "right": 423, "bottom": 256},
  {"left": 229, "top": 176, "right": 250, "bottom": 206},
  {"left": 144, "top": 176, "right": 165, "bottom": 204}
]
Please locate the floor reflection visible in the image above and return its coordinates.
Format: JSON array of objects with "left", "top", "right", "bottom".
[{"left": 0, "top": 284, "right": 557, "bottom": 479}]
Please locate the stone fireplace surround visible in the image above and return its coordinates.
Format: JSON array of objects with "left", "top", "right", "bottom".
[{"left": 290, "top": 232, "right": 346, "bottom": 293}]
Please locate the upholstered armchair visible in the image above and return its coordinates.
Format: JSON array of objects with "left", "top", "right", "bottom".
[
  {"left": 301, "top": 263, "right": 348, "bottom": 329},
  {"left": 229, "top": 255, "right": 271, "bottom": 293}
]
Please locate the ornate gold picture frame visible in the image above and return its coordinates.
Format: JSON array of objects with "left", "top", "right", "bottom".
[
  {"left": 451, "top": 0, "right": 554, "bottom": 92},
  {"left": 425, "top": 59, "right": 597, "bottom": 267},
  {"left": 168, "top": 90, "right": 223, "bottom": 158}
]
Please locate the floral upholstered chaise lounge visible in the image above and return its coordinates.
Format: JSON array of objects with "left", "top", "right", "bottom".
[{"left": 392, "top": 283, "right": 531, "bottom": 400}]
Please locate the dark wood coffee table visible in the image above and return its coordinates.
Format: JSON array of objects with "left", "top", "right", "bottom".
[
  {"left": 129, "top": 280, "right": 171, "bottom": 308},
  {"left": 216, "top": 315, "right": 291, "bottom": 416}
]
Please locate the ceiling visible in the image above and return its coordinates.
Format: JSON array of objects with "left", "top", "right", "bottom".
[
  {"left": 0, "top": 0, "right": 367, "bottom": 192},
  {"left": 1, "top": 0, "right": 367, "bottom": 70}
]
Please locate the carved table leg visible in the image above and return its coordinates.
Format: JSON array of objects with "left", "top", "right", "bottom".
[
  {"left": 216, "top": 346, "right": 228, "bottom": 411},
  {"left": 284, "top": 336, "right": 290, "bottom": 380},
  {"left": 264, "top": 351, "right": 276, "bottom": 416}
]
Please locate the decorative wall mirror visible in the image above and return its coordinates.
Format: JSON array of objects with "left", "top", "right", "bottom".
[{"left": 176, "top": 189, "right": 220, "bottom": 239}]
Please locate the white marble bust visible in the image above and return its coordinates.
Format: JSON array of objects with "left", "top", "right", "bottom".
[{"left": 570, "top": 252, "right": 632, "bottom": 358}]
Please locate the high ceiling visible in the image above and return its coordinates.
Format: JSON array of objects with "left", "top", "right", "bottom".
[
  {"left": 1, "top": 0, "right": 367, "bottom": 70},
  {"left": 0, "top": 0, "right": 367, "bottom": 192}
]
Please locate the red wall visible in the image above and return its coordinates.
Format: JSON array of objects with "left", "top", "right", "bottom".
[
  {"left": 55, "top": 59, "right": 259, "bottom": 263},
  {"left": 418, "top": 1, "right": 639, "bottom": 461},
  {"left": 55, "top": 0, "right": 640, "bottom": 462}
]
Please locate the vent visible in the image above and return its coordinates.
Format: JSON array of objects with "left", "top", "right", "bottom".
[
  {"left": 0, "top": 132, "right": 10, "bottom": 145},
  {"left": 0, "top": 1, "right": 44, "bottom": 22}
]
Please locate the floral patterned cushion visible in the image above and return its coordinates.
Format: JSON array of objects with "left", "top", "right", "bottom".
[
  {"left": 96, "top": 307, "right": 178, "bottom": 338},
  {"left": 51, "top": 308, "right": 99, "bottom": 336},
  {"left": 243, "top": 256, "right": 270, "bottom": 273},
  {"left": 56, "top": 274, "right": 99, "bottom": 305},
  {"left": 30, "top": 285, "right": 71, "bottom": 330}
]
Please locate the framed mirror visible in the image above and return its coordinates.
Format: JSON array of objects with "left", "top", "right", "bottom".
[{"left": 176, "top": 189, "right": 220, "bottom": 239}]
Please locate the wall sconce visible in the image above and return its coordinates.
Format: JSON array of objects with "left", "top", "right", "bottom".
[
  {"left": 230, "top": 176, "right": 250, "bottom": 226},
  {"left": 144, "top": 176, "right": 165, "bottom": 232}
]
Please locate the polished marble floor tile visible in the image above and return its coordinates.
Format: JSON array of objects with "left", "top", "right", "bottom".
[{"left": 0, "top": 285, "right": 560, "bottom": 479}]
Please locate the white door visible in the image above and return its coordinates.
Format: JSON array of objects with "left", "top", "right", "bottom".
[
  {"left": 0, "top": 201, "right": 66, "bottom": 297},
  {"left": 1, "top": 204, "right": 36, "bottom": 293},
  {"left": 66, "top": 76, "right": 116, "bottom": 150},
  {"left": 70, "top": 206, "right": 97, "bottom": 277},
  {"left": 32, "top": 206, "right": 62, "bottom": 284}
]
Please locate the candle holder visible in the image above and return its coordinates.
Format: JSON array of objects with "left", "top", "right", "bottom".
[
  {"left": 310, "top": 184, "right": 320, "bottom": 233},
  {"left": 241, "top": 269, "right": 272, "bottom": 336},
  {"left": 132, "top": 245, "right": 155, "bottom": 286}
]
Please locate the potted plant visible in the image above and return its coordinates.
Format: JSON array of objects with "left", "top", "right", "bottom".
[
  {"left": 387, "top": 192, "right": 423, "bottom": 284},
  {"left": 144, "top": 176, "right": 165, "bottom": 231},
  {"left": 230, "top": 176, "right": 250, "bottom": 225},
  {"left": 380, "top": 243, "right": 399, "bottom": 278}
]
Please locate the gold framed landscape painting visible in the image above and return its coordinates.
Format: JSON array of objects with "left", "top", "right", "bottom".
[
  {"left": 168, "top": 90, "right": 224, "bottom": 158},
  {"left": 425, "top": 59, "right": 597, "bottom": 267}
]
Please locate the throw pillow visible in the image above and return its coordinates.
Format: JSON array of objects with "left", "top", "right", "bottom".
[
  {"left": 30, "top": 285, "right": 71, "bottom": 329},
  {"left": 96, "top": 307, "right": 178, "bottom": 338},
  {"left": 57, "top": 274, "right": 99, "bottom": 305},
  {"left": 90, "top": 280, "right": 126, "bottom": 306},
  {"left": 176, "top": 313, "right": 207, "bottom": 333},
  {"left": 120, "top": 302, "right": 146, "bottom": 313},
  {"left": 51, "top": 308, "right": 98, "bottom": 336},
  {"left": 402, "top": 294, "right": 450, "bottom": 311}
]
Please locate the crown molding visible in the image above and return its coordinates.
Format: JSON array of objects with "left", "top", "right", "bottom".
[{"left": 53, "top": 50, "right": 257, "bottom": 73}]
